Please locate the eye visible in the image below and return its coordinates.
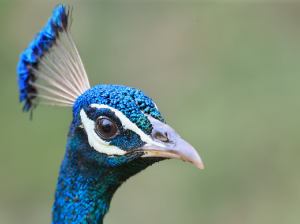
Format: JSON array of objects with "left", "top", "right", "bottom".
[{"left": 95, "top": 117, "right": 120, "bottom": 139}]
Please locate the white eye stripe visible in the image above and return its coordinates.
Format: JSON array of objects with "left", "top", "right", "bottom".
[
  {"left": 79, "top": 104, "right": 165, "bottom": 156},
  {"left": 90, "top": 104, "right": 165, "bottom": 147},
  {"left": 80, "top": 109, "right": 126, "bottom": 155}
]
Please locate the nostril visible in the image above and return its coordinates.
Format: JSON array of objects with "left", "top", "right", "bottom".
[{"left": 154, "top": 131, "right": 169, "bottom": 142}]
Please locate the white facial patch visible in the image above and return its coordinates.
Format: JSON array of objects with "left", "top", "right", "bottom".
[
  {"left": 79, "top": 104, "right": 165, "bottom": 156},
  {"left": 80, "top": 109, "right": 126, "bottom": 155}
]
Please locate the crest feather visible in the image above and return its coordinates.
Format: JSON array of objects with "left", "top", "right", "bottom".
[{"left": 17, "top": 5, "right": 90, "bottom": 111}]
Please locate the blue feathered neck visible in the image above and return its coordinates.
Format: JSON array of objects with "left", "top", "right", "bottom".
[{"left": 52, "top": 120, "right": 164, "bottom": 223}]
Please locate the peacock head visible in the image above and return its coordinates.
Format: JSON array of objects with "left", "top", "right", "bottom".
[
  {"left": 67, "top": 84, "right": 203, "bottom": 169},
  {"left": 17, "top": 4, "right": 203, "bottom": 171}
]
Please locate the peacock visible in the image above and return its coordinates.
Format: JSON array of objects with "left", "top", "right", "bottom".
[{"left": 17, "top": 5, "right": 204, "bottom": 224}]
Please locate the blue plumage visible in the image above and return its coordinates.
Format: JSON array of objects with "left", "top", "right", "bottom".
[
  {"left": 53, "top": 126, "right": 162, "bottom": 223},
  {"left": 74, "top": 84, "right": 165, "bottom": 134},
  {"left": 17, "top": 4, "right": 203, "bottom": 224}
]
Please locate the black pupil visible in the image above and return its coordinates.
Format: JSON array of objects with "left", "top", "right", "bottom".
[
  {"left": 102, "top": 122, "right": 112, "bottom": 133},
  {"left": 96, "top": 118, "right": 118, "bottom": 139}
]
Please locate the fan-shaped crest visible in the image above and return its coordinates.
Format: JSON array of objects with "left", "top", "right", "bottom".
[{"left": 17, "top": 5, "right": 90, "bottom": 111}]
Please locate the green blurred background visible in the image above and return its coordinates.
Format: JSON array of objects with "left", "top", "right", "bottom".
[{"left": 1, "top": 1, "right": 300, "bottom": 224}]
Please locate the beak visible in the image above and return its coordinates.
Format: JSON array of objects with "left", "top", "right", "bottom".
[{"left": 134, "top": 115, "right": 204, "bottom": 169}]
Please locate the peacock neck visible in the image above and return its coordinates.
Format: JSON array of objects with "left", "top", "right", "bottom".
[
  {"left": 52, "top": 125, "right": 163, "bottom": 224},
  {"left": 52, "top": 149, "right": 120, "bottom": 224}
]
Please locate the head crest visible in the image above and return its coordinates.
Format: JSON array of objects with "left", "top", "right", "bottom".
[{"left": 17, "top": 5, "right": 90, "bottom": 111}]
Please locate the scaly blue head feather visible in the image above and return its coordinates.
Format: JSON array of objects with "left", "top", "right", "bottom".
[{"left": 74, "top": 84, "right": 165, "bottom": 135}]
